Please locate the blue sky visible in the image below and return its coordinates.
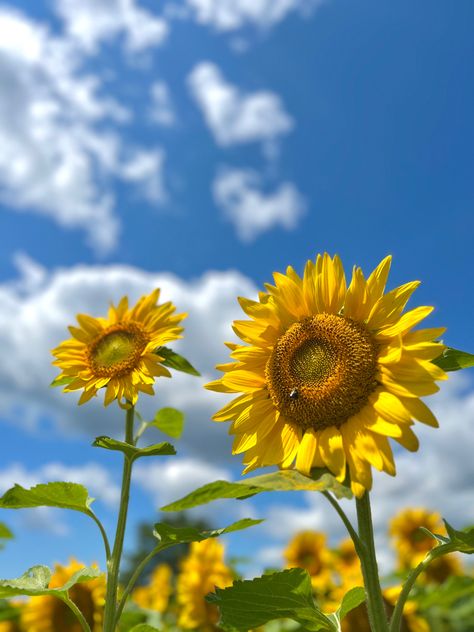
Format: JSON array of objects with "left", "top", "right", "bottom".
[{"left": 0, "top": 0, "right": 473, "bottom": 581}]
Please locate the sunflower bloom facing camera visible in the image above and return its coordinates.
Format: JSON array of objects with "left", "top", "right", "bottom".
[
  {"left": 52, "top": 289, "right": 186, "bottom": 406},
  {"left": 207, "top": 254, "right": 446, "bottom": 497},
  {"left": 284, "top": 531, "right": 333, "bottom": 593}
]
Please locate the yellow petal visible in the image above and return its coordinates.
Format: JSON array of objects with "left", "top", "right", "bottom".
[
  {"left": 400, "top": 397, "right": 439, "bottom": 428},
  {"left": 295, "top": 430, "right": 318, "bottom": 475},
  {"left": 318, "top": 427, "right": 346, "bottom": 481},
  {"left": 376, "top": 306, "right": 434, "bottom": 339}
]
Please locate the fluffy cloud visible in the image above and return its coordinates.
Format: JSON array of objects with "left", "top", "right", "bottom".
[
  {"left": 0, "top": 462, "right": 120, "bottom": 507},
  {"left": 184, "top": 0, "right": 326, "bottom": 32},
  {"left": 0, "top": 7, "right": 167, "bottom": 254},
  {"left": 188, "top": 62, "right": 293, "bottom": 147},
  {"left": 149, "top": 82, "right": 176, "bottom": 127},
  {"left": 0, "top": 257, "right": 256, "bottom": 462},
  {"left": 213, "top": 167, "right": 306, "bottom": 240},
  {"left": 53, "top": 0, "right": 168, "bottom": 53}
]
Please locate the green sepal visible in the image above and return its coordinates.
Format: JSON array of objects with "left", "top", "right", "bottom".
[
  {"left": 0, "top": 482, "right": 94, "bottom": 512},
  {"left": 154, "top": 346, "right": 200, "bottom": 376},
  {"left": 50, "top": 374, "right": 75, "bottom": 388},
  {"left": 148, "top": 407, "right": 185, "bottom": 439},
  {"left": 432, "top": 347, "right": 474, "bottom": 371},
  {"left": 93, "top": 436, "right": 176, "bottom": 460},
  {"left": 153, "top": 518, "right": 262, "bottom": 549},
  {"left": 0, "top": 564, "right": 102, "bottom": 599},
  {"left": 161, "top": 469, "right": 351, "bottom": 512},
  {"left": 206, "top": 568, "right": 337, "bottom": 631}
]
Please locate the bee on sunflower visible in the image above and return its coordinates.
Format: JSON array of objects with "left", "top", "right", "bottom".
[{"left": 207, "top": 253, "right": 446, "bottom": 497}]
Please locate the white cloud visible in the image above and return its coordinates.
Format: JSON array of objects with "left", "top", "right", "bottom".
[
  {"left": 213, "top": 167, "right": 306, "bottom": 240},
  {"left": 183, "top": 0, "right": 326, "bottom": 32},
  {"left": 0, "top": 462, "right": 120, "bottom": 508},
  {"left": 188, "top": 62, "right": 293, "bottom": 147},
  {"left": 0, "top": 258, "right": 256, "bottom": 462},
  {"left": 0, "top": 8, "right": 167, "bottom": 254},
  {"left": 53, "top": 0, "right": 168, "bottom": 53},
  {"left": 149, "top": 81, "right": 176, "bottom": 127}
]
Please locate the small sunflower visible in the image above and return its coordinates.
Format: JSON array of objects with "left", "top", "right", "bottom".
[
  {"left": 21, "top": 559, "right": 105, "bottom": 632},
  {"left": 52, "top": 289, "right": 186, "bottom": 406},
  {"left": 176, "top": 539, "right": 233, "bottom": 631},
  {"left": 132, "top": 563, "right": 172, "bottom": 613},
  {"left": 390, "top": 507, "right": 462, "bottom": 582},
  {"left": 207, "top": 254, "right": 446, "bottom": 497},
  {"left": 284, "top": 531, "right": 333, "bottom": 592}
]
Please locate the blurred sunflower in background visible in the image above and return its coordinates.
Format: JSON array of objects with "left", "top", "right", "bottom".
[
  {"left": 390, "top": 507, "right": 462, "bottom": 583},
  {"left": 284, "top": 531, "right": 333, "bottom": 592},
  {"left": 176, "top": 539, "right": 233, "bottom": 631},
  {"left": 132, "top": 563, "right": 172, "bottom": 614},
  {"left": 52, "top": 289, "right": 186, "bottom": 406},
  {"left": 207, "top": 253, "right": 446, "bottom": 497},
  {"left": 21, "top": 559, "right": 105, "bottom": 632}
]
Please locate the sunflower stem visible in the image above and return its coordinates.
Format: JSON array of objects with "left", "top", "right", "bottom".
[
  {"left": 103, "top": 404, "right": 135, "bottom": 632},
  {"left": 322, "top": 491, "right": 361, "bottom": 552},
  {"left": 389, "top": 548, "right": 444, "bottom": 632},
  {"left": 60, "top": 595, "right": 92, "bottom": 632},
  {"left": 356, "top": 492, "right": 389, "bottom": 632}
]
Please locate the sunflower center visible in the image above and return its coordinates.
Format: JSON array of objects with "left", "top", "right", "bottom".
[
  {"left": 265, "top": 313, "right": 379, "bottom": 431},
  {"left": 88, "top": 323, "right": 148, "bottom": 377}
]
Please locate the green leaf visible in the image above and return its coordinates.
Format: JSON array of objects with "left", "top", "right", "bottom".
[
  {"left": 129, "top": 626, "right": 161, "bottom": 632},
  {"left": 0, "top": 523, "right": 13, "bottom": 540},
  {"left": 50, "top": 374, "right": 75, "bottom": 388},
  {"left": 432, "top": 347, "right": 474, "bottom": 371},
  {"left": 0, "top": 482, "right": 93, "bottom": 513},
  {"left": 93, "top": 436, "right": 176, "bottom": 460},
  {"left": 153, "top": 518, "right": 262, "bottom": 549},
  {"left": 337, "top": 587, "right": 366, "bottom": 621},
  {"left": 420, "top": 521, "right": 474, "bottom": 555},
  {"left": 0, "top": 564, "right": 102, "bottom": 599},
  {"left": 161, "top": 469, "right": 351, "bottom": 512},
  {"left": 154, "top": 346, "right": 200, "bottom": 376},
  {"left": 149, "top": 407, "right": 185, "bottom": 439},
  {"left": 206, "top": 568, "right": 336, "bottom": 631}
]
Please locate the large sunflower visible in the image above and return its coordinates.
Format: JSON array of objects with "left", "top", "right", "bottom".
[
  {"left": 21, "top": 559, "right": 105, "bottom": 632},
  {"left": 207, "top": 254, "right": 446, "bottom": 497},
  {"left": 52, "top": 289, "right": 186, "bottom": 406}
]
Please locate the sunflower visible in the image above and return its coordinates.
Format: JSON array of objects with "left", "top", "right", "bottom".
[
  {"left": 206, "top": 254, "right": 446, "bottom": 497},
  {"left": 390, "top": 507, "right": 462, "bottom": 582},
  {"left": 52, "top": 289, "right": 186, "bottom": 406},
  {"left": 176, "top": 539, "right": 233, "bottom": 631},
  {"left": 284, "top": 531, "right": 333, "bottom": 592},
  {"left": 21, "top": 559, "right": 105, "bottom": 632},
  {"left": 132, "top": 563, "right": 172, "bottom": 613}
]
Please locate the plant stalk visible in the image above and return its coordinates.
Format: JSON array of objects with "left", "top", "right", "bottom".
[
  {"left": 356, "top": 492, "right": 389, "bottom": 632},
  {"left": 103, "top": 405, "right": 135, "bottom": 632}
]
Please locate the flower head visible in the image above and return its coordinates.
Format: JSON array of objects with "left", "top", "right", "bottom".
[
  {"left": 52, "top": 289, "right": 186, "bottom": 406},
  {"left": 176, "top": 539, "right": 233, "bottom": 630},
  {"left": 284, "top": 531, "right": 333, "bottom": 592},
  {"left": 132, "top": 563, "right": 172, "bottom": 613},
  {"left": 21, "top": 559, "right": 105, "bottom": 632},
  {"left": 207, "top": 254, "right": 446, "bottom": 497}
]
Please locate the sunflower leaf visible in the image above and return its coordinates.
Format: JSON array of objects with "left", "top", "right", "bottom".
[
  {"left": 154, "top": 346, "right": 200, "bottom": 376},
  {"left": 0, "top": 564, "right": 102, "bottom": 598},
  {"left": 206, "top": 568, "right": 337, "bottom": 631},
  {"left": 93, "top": 436, "right": 176, "bottom": 460},
  {"left": 161, "top": 469, "right": 350, "bottom": 512},
  {"left": 0, "top": 482, "right": 94, "bottom": 512},
  {"left": 148, "top": 407, "right": 185, "bottom": 439},
  {"left": 432, "top": 347, "right": 474, "bottom": 371},
  {"left": 129, "top": 626, "right": 161, "bottom": 632},
  {"left": 0, "top": 523, "right": 13, "bottom": 540},
  {"left": 153, "top": 518, "right": 262, "bottom": 549},
  {"left": 442, "top": 521, "right": 474, "bottom": 554},
  {"left": 337, "top": 586, "right": 366, "bottom": 621}
]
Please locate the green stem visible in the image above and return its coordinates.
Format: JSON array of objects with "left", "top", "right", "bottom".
[
  {"left": 113, "top": 545, "right": 161, "bottom": 627},
  {"left": 322, "top": 492, "right": 361, "bottom": 553},
  {"left": 86, "top": 509, "right": 111, "bottom": 561},
  {"left": 356, "top": 492, "right": 389, "bottom": 632},
  {"left": 61, "top": 595, "right": 92, "bottom": 632},
  {"left": 103, "top": 405, "right": 135, "bottom": 632},
  {"left": 389, "top": 548, "right": 445, "bottom": 632}
]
